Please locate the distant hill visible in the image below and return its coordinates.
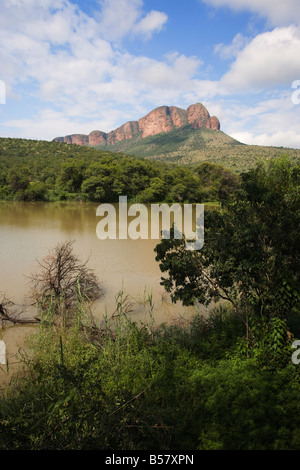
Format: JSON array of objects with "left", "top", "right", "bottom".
[{"left": 53, "top": 102, "right": 300, "bottom": 173}]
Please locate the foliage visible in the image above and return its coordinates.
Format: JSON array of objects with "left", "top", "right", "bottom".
[
  {"left": 195, "top": 161, "right": 240, "bottom": 201},
  {"left": 154, "top": 157, "right": 300, "bottom": 357},
  {"left": 0, "top": 153, "right": 299, "bottom": 450},
  {"left": 0, "top": 137, "right": 240, "bottom": 203},
  {"left": 104, "top": 125, "right": 300, "bottom": 172},
  {"left": 0, "top": 297, "right": 299, "bottom": 450}
]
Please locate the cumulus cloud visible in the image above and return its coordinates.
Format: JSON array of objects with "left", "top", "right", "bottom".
[
  {"left": 202, "top": 0, "right": 300, "bottom": 26},
  {"left": 128, "top": 53, "right": 202, "bottom": 89},
  {"left": 96, "top": 0, "right": 168, "bottom": 41},
  {"left": 0, "top": 1, "right": 169, "bottom": 112},
  {"left": 3, "top": 107, "right": 127, "bottom": 140},
  {"left": 0, "top": 0, "right": 209, "bottom": 140},
  {"left": 214, "top": 33, "right": 250, "bottom": 59},
  {"left": 205, "top": 91, "right": 300, "bottom": 148},
  {"left": 220, "top": 26, "right": 300, "bottom": 91},
  {"left": 231, "top": 130, "right": 300, "bottom": 148},
  {"left": 134, "top": 10, "right": 168, "bottom": 39}
]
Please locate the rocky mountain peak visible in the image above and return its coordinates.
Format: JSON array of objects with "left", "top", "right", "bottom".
[{"left": 53, "top": 103, "right": 220, "bottom": 147}]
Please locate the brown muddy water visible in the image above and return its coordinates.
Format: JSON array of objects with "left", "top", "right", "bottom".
[{"left": 0, "top": 201, "right": 214, "bottom": 388}]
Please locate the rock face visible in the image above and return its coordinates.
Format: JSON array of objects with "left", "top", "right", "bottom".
[
  {"left": 53, "top": 103, "right": 220, "bottom": 147},
  {"left": 186, "top": 104, "right": 220, "bottom": 130},
  {"left": 88, "top": 130, "right": 107, "bottom": 146},
  {"left": 209, "top": 116, "right": 220, "bottom": 130},
  {"left": 106, "top": 121, "right": 140, "bottom": 145},
  {"left": 54, "top": 134, "right": 89, "bottom": 146},
  {"left": 169, "top": 106, "right": 189, "bottom": 128},
  {"left": 138, "top": 106, "right": 173, "bottom": 138}
]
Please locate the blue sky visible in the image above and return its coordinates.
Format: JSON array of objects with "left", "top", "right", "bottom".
[{"left": 0, "top": 0, "right": 300, "bottom": 148}]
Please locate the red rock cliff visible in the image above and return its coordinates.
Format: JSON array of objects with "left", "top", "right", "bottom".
[{"left": 53, "top": 103, "right": 220, "bottom": 146}]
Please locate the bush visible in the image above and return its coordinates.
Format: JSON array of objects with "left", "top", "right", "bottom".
[{"left": 0, "top": 299, "right": 299, "bottom": 450}]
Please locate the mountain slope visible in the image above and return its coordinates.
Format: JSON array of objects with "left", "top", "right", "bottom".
[
  {"left": 107, "top": 127, "right": 300, "bottom": 172},
  {"left": 113, "top": 126, "right": 300, "bottom": 172},
  {"left": 53, "top": 102, "right": 300, "bottom": 172}
]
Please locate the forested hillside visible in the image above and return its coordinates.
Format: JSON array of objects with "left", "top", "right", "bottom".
[{"left": 0, "top": 137, "right": 240, "bottom": 203}]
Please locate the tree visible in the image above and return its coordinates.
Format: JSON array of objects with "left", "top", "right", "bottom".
[
  {"left": 58, "top": 160, "right": 86, "bottom": 193},
  {"left": 165, "top": 167, "right": 203, "bottom": 202},
  {"left": 24, "top": 181, "right": 48, "bottom": 201},
  {"left": 195, "top": 162, "right": 240, "bottom": 201},
  {"left": 154, "top": 157, "right": 300, "bottom": 346},
  {"left": 137, "top": 177, "right": 166, "bottom": 203},
  {"left": 29, "top": 241, "right": 103, "bottom": 318},
  {"left": 81, "top": 176, "right": 105, "bottom": 201},
  {"left": 7, "top": 167, "right": 30, "bottom": 192}
]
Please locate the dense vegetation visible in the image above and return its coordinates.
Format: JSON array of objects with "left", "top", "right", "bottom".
[
  {"left": 0, "top": 299, "right": 299, "bottom": 451},
  {"left": 0, "top": 136, "right": 245, "bottom": 203},
  {"left": 0, "top": 156, "right": 299, "bottom": 450},
  {"left": 101, "top": 126, "right": 300, "bottom": 171},
  {"left": 155, "top": 157, "right": 300, "bottom": 326}
]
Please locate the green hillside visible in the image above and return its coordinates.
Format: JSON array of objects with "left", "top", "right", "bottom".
[
  {"left": 96, "top": 126, "right": 300, "bottom": 173},
  {"left": 0, "top": 136, "right": 240, "bottom": 203},
  {"left": 0, "top": 133, "right": 299, "bottom": 202}
]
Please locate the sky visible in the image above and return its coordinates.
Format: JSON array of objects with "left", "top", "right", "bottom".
[{"left": 0, "top": 0, "right": 300, "bottom": 148}]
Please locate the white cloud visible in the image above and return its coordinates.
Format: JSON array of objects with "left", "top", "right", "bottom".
[
  {"left": 0, "top": 0, "right": 204, "bottom": 140},
  {"left": 0, "top": 0, "right": 170, "bottom": 118},
  {"left": 231, "top": 130, "right": 300, "bottom": 148},
  {"left": 96, "top": 0, "right": 142, "bottom": 41},
  {"left": 220, "top": 26, "right": 300, "bottom": 91},
  {"left": 214, "top": 33, "right": 250, "bottom": 59},
  {"left": 2, "top": 107, "right": 129, "bottom": 140},
  {"left": 204, "top": 91, "right": 300, "bottom": 148},
  {"left": 134, "top": 10, "right": 168, "bottom": 38},
  {"left": 202, "top": 0, "right": 300, "bottom": 26},
  {"left": 128, "top": 53, "right": 202, "bottom": 89},
  {"left": 96, "top": 0, "right": 168, "bottom": 41}
]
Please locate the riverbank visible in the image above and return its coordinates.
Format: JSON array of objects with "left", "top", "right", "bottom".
[
  {"left": 0, "top": 300, "right": 299, "bottom": 450},
  {"left": 0, "top": 324, "right": 36, "bottom": 391}
]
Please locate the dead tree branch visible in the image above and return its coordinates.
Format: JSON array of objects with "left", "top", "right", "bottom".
[
  {"left": 28, "top": 240, "right": 104, "bottom": 317},
  {"left": 0, "top": 296, "right": 40, "bottom": 325}
]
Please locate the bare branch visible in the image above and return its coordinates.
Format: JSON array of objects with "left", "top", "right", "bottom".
[
  {"left": 28, "top": 240, "right": 104, "bottom": 318},
  {"left": 0, "top": 296, "right": 40, "bottom": 325}
]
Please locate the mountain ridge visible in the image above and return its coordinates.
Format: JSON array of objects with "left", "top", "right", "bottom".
[
  {"left": 53, "top": 102, "right": 220, "bottom": 147},
  {"left": 52, "top": 102, "right": 300, "bottom": 172}
]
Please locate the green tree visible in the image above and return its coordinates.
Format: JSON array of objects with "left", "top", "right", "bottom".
[
  {"left": 154, "top": 157, "right": 300, "bottom": 351},
  {"left": 24, "top": 181, "right": 48, "bottom": 201},
  {"left": 82, "top": 161, "right": 125, "bottom": 201},
  {"left": 165, "top": 167, "right": 203, "bottom": 202},
  {"left": 195, "top": 162, "right": 240, "bottom": 201},
  {"left": 7, "top": 167, "right": 30, "bottom": 192},
  {"left": 81, "top": 176, "right": 105, "bottom": 201},
  {"left": 58, "top": 160, "right": 86, "bottom": 193},
  {"left": 118, "top": 159, "right": 153, "bottom": 196},
  {"left": 137, "top": 177, "right": 166, "bottom": 203}
]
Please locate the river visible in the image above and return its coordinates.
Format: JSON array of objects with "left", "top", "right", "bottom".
[{"left": 0, "top": 201, "right": 212, "bottom": 388}]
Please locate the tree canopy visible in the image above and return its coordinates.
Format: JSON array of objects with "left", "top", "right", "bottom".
[
  {"left": 0, "top": 138, "right": 240, "bottom": 203},
  {"left": 154, "top": 157, "right": 300, "bottom": 354}
]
